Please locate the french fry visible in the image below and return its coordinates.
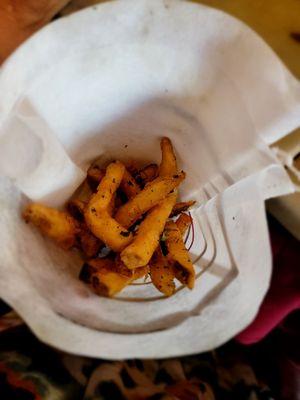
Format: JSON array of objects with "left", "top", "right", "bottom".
[
  {"left": 120, "top": 169, "right": 141, "bottom": 199},
  {"left": 67, "top": 199, "right": 86, "bottom": 221},
  {"left": 88, "top": 164, "right": 140, "bottom": 200},
  {"left": 79, "top": 258, "right": 148, "bottom": 297},
  {"left": 164, "top": 220, "right": 195, "bottom": 289},
  {"left": 150, "top": 212, "right": 190, "bottom": 296},
  {"left": 23, "top": 203, "right": 79, "bottom": 250},
  {"left": 150, "top": 246, "right": 175, "bottom": 297},
  {"left": 85, "top": 210, "right": 132, "bottom": 252},
  {"left": 171, "top": 200, "right": 196, "bottom": 217},
  {"left": 121, "top": 193, "right": 177, "bottom": 269},
  {"left": 115, "top": 172, "right": 185, "bottom": 228},
  {"left": 89, "top": 161, "right": 125, "bottom": 212},
  {"left": 175, "top": 213, "right": 192, "bottom": 236},
  {"left": 135, "top": 164, "right": 158, "bottom": 186},
  {"left": 78, "top": 224, "right": 103, "bottom": 258},
  {"left": 107, "top": 192, "right": 116, "bottom": 216},
  {"left": 85, "top": 161, "right": 133, "bottom": 252},
  {"left": 73, "top": 180, "right": 93, "bottom": 202},
  {"left": 87, "top": 165, "right": 106, "bottom": 191},
  {"left": 159, "top": 137, "right": 177, "bottom": 177}
]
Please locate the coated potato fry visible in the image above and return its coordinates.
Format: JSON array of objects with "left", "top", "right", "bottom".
[
  {"left": 115, "top": 173, "right": 185, "bottom": 228},
  {"left": 88, "top": 164, "right": 140, "bottom": 200},
  {"left": 171, "top": 201, "right": 196, "bottom": 217},
  {"left": 121, "top": 193, "right": 177, "bottom": 269},
  {"left": 85, "top": 161, "right": 133, "bottom": 251},
  {"left": 165, "top": 220, "right": 195, "bottom": 289},
  {"left": 120, "top": 169, "right": 141, "bottom": 199},
  {"left": 78, "top": 224, "right": 103, "bottom": 258},
  {"left": 135, "top": 164, "right": 158, "bottom": 186},
  {"left": 87, "top": 165, "right": 106, "bottom": 191},
  {"left": 150, "top": 247, "right": 175, "bottom": 297},
  {"left": 150, "top": 212, "right": 191, "bottom": 296},
  {"left": 67, "top": 199, "right": 86, "bottom": 221},
  {"left": 80, "top": 258, "right": 148, "bottom": 297},
  {"left": 175, "top": 213, "right": 192, "bottom": 237},
  {"left": 159, "top": 137, "right": 177, "bottom": 177},
  {"left": 73, "top": 180, "right": 93, "bottom": 202},
  {"left": 85, "top": 210, "right": 132, "bottom": 252},
  {"left": 89, "top": 161, "right": 125, "bottom": 212},
  {"left": 23, "top": 203, "right": 79, "bottom": 250}
]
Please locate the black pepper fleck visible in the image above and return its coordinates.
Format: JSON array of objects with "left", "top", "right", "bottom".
[
  {"left": 120, "top": 231, "right": 130, "bottom": 237},
  {"left": 290, "top": 32, "right": 300, "bottom": 43}
]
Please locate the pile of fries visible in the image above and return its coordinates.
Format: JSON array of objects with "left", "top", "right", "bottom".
[{"left": 23, "top": 138, "right": 196, "bottom": 297}]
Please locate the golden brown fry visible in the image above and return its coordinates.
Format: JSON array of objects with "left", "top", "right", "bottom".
[
  {"left": 85, "top": 210, "right": 132, "bottom": 253},
  {"left": 86, "top": 165, "right": 106, "bottom": 191},
  {"left": 107, "top": 192, "right": 116, "bottom": 216},
  {"left": 171, "top": 200, "right": 196, "bottom": 217},
  {"left": 23, "top": 203, "right": 79, "bottom": 250},
  {"left": 175, "top": 213, "right": 192, "bottom": 237},
  {"left": 159, "top": 137, "right": 177, "bottom": 177},
  {"left": 149, "top": 211, "right": 190, "bottom": 296},
  {"left": 125, "top": 160, "right": 140, "bottom": 177},
  {"left": 135, "top": 164, "right": 158, "bottom": 186},
  {"left": 78, "top": 224, "right": 103, "bottom": 258},
  {"left": 67, "top": 199, "right": 86, "bottom": 221},
  {"left": 89, "top": 161, "right": 125, "bottom": 212},
  {"left": 115, "top": 172, "right": 185, "bottom": 228},
  {"left": 121, "top": 193, "right": 177, "bottom": 269},
  {"left": 164, "top": 220, "right": 195, "bottom": 289},
  {"left": 150, "top": 247, "right": 175, "bottom": 297},
  {"left": 80, "top": 258, "right": 148, "bottom": 297},
  {"left": 85, "top": 161, "right": 133, "bottom": 251},
  {"left": 120, "top": 169, "right": 141, "bottom": 199}
]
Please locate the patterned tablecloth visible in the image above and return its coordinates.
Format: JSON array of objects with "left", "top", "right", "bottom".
[{"left": 0, "top": 310, "right": 277, "bottom": 400}]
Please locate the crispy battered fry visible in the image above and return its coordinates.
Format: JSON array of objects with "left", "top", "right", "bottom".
[
  {"left": 80, "top": 258, "right": 148, "bottom": 297},
  {"left": 23, "top": 203, "right": 79, "bottom": 250},
  {"left": 73, "top": 180, "right": 93, "bottom": 203},
  {"left": 85, "top": 209, "right": 132, "bottom": 252},
  {"left": 87, "top": 165, "right": 106, "bottom": 191},
  {"left": 175, "top": 213, "right": 192, "bottom": 236},
  {"left": 67, "top": 199, "right": 86, "bottom": 221},
  {"left": 120, "top": 169, "right": 141, "bottom": 199},
  {"left": 121, "top": 193, "right": 177, "bottom": 269},
  {"left": 150, "top": 212, "right": 190, "bottom": 296},
  {"left": 159, "top": 137, "right": 177, "bottom": 177},
  {"left": 150, "top": 246, "right": 175, "bottom": 297},
  {"left": 107, "top": 192, "right": 116, "bottom": 216},
  {"left": 78, "top": 224, "right": 103, "bottom": 258},
  {"left": 135, "top": 164, "right": 158, "bottom": 186},
  {"left": 89, "top": 161, "right": 125, "bottom": 212},
  {"left": 171, "top": 200, "right": 196, "bottom": 217},
  {"left": 85, "top": 161, "right": 133, "bottom": 251},
  {"left": 164, "top": 220, "right": 195, "bottom": 289},
  {"left": 115, "top": 172, "right": 185, "bottom": 228}
]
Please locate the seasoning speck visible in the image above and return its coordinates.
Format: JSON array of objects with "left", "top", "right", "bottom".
[
  {"left": 290, "top": 32, "right": 300, "bottom": 43},
  {"left": 120, "top": 231, "right": 130, "bottom": 237}
]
